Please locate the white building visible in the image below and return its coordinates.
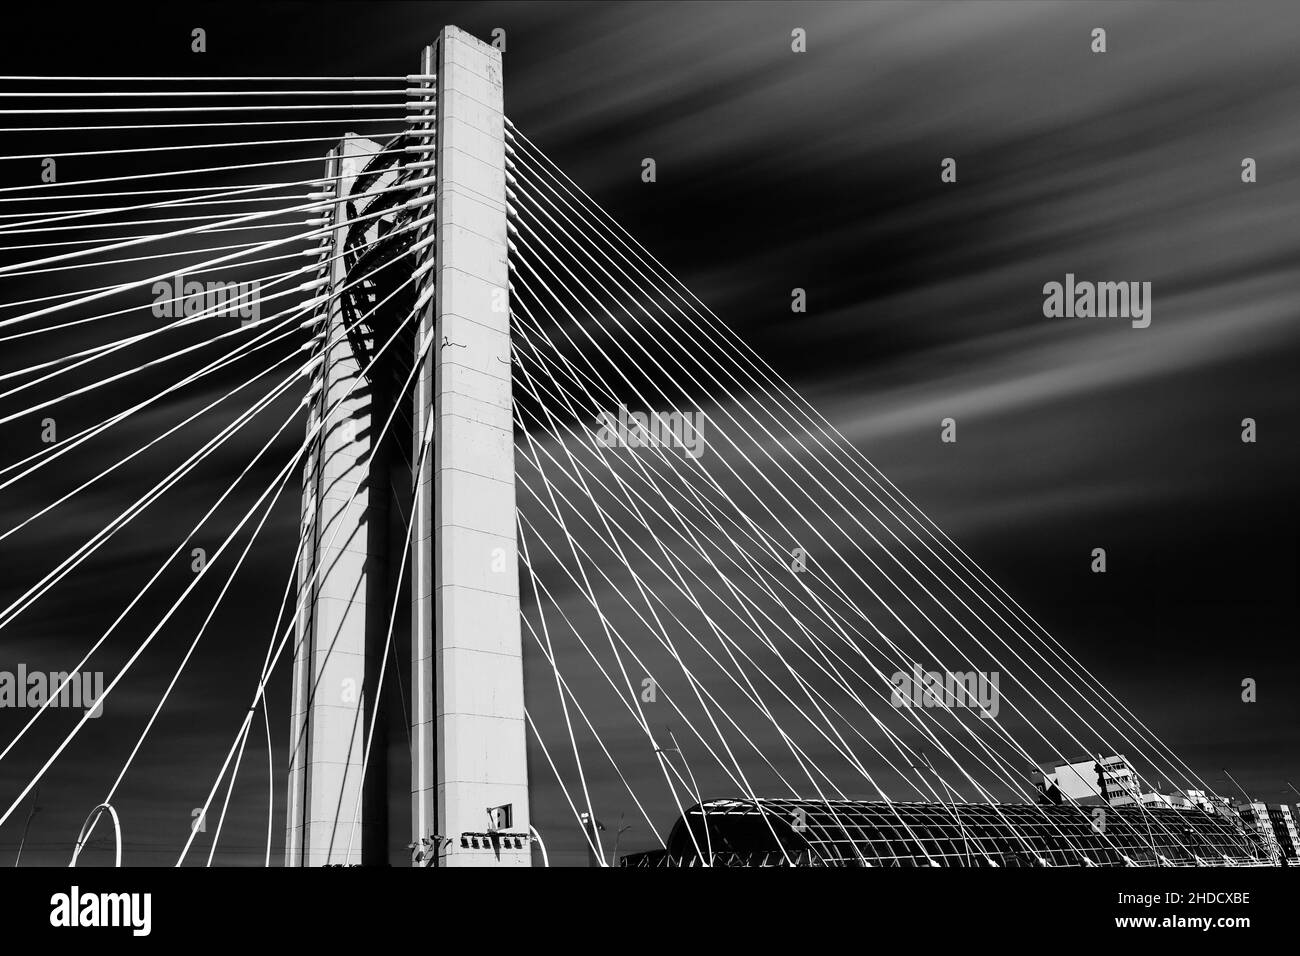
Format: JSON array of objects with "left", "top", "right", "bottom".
[
  {"left": 1266, "top": 804, "right": 1299, "bottom": 861},
  {"left": 1235, "top": 801, "right": 1281, "bottom": 862},
  {"left": 1110, "top": 790, "right": 1193, "bottom": 809},
  {"left": 1041, "top": 755, "right": 1140, "bottom": 806}
]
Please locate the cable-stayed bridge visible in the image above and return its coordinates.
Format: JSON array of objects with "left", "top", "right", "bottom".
[{"left": 0, "top": 27, "right": 1276, "bottom": 868}]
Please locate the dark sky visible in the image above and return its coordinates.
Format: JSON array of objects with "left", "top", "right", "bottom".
[{"left": 0, "top": 1, "right": 1296, "bottom": 867}]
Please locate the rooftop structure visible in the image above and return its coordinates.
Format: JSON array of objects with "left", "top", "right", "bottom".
[{"left": 620, "top": 798, "right": 1275, "bottom": 867}]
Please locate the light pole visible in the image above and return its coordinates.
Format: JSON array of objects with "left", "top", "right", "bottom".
[
  {"left": 608, "top": 813, "right": 633, "bottom": 869},
  {"left": 13, "top": 788, "right": 39, "bottom": 867},
  {"left": 658, "top": 727, "right": 711, "bottom": 862}
]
